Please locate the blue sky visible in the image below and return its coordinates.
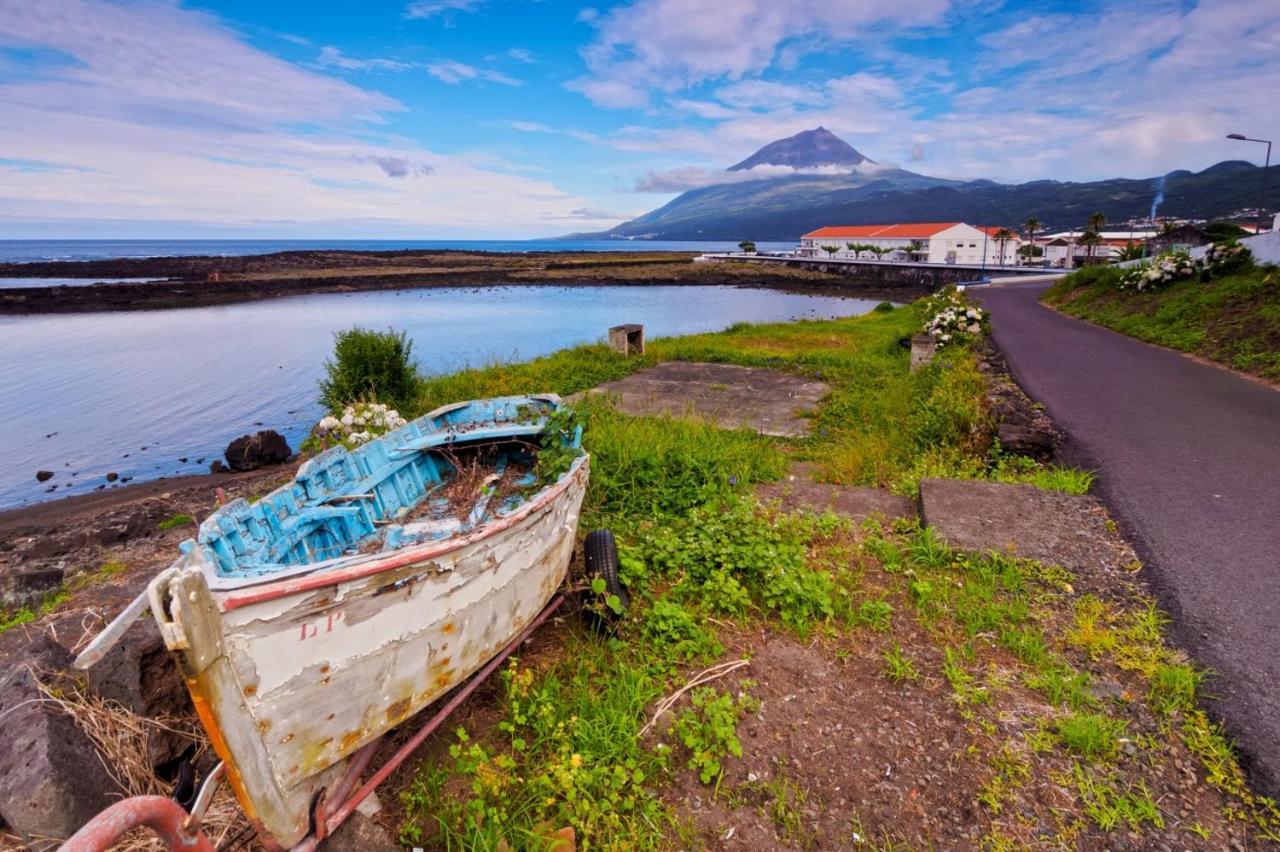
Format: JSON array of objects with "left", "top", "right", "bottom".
[{"left": 0, "top": 0, "right": 1277, "bottom": 238}]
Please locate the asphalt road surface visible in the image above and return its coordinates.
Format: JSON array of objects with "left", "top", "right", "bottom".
[{"left": 976, "top": 280, "right": 1280, "bottom": 796}]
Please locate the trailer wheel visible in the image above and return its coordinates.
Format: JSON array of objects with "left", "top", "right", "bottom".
[{"left": 583, "top": 529, "right": 629, "bottom": 632}]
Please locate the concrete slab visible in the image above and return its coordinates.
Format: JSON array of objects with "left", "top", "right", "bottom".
[
  {"left": 920, "top": 478, "right": 1133, "bottom": 573},
  {"left": 589, "top": 361, "right": 829, "bottom": 437},
  {"left": 756, "top": 463, "right": 914, "bottom": 523}
]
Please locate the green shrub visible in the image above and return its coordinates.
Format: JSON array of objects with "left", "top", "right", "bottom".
[
  {"left": 670, "top": 687, "right": 755, "bottom": 784},
  {"left": 320, "top": 327, "right": 421, "bottom": 412},
  {"left": 638, "top": 499, "right": 834, "bottom": 632},
  {"left": 583, "top": 407, "right": 785, "bottom": 524},
  {"left": 640, "top": 599, "right": 722, "bottom": 667}
]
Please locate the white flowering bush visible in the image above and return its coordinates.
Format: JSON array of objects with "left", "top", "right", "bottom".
[
  {"left": 1119, "top": 251, "right": 1197, "bottom": 292},
  {"left": 920, "top": 288, "right": 987, "bottom": 347},
  {"left": 1203, "top": 240, "right": 1253, "bottom": 275},
  {"left": 313, "top": 402, "right": 408, "bottom": 449}
]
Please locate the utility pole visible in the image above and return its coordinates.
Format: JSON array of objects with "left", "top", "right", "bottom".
[{"left": 1227, "top": 134, "right": 1272, "bottom": 234}]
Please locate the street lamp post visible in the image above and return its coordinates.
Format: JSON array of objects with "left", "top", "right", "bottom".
[{"left": 1227, "top": 133, "right": 1272, "bottom": 234}]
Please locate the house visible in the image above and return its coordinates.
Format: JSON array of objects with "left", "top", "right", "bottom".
[
  {"left": 1147, "top": 224, "right": 1210, "bottom": 255},
  {"left": 798, "top": 222, "right": 1021, "bottom": 265},
  {"left": 1038, "top": 230, "right": 1157, "bottom": 268}
]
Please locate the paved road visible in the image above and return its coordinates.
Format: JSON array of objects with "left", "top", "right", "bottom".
[{"left": 976, "top": 281, "right": 1280, "bottom": 796}]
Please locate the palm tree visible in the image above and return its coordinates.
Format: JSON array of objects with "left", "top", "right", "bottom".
[
  {"left": 994, "top": 227, "right": 1014, "bottom": 266},
  {"left": 1082, "top": 212, "right": 1106, "bottom": 265},
  {"left": 1023, "top": 217, "right": 1041, "bottom": 265},
  {"left": 1079, "top": 230, "right": 1103, "bottom": 265}
]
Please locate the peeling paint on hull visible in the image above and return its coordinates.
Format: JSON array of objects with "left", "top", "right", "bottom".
[{"left": 154, "top": 457, "right": 589, "bottom": 847}]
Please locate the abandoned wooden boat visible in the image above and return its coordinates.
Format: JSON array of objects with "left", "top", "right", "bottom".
[{"left": 74, "top": 394, "right": 589, "bottom": 848}]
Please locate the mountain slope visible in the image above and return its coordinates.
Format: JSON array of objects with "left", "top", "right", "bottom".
[
  {"left": 728, "top": 126, "right": 871, "bottom": 171},
  {"left": 579, "top": 128, "right": 1275, "bottom": 241},
  {"left": 594, "top": 162, "right": 1274, "bottom": 240}
]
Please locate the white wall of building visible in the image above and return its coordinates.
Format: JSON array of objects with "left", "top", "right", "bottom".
[{"left": 799, "top": 223, "right": 1021, "bottom": 265}]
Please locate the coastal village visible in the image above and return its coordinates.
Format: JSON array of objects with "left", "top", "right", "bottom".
[{"left": 3, "top": 3, "right": 1280, "bottom": 851}]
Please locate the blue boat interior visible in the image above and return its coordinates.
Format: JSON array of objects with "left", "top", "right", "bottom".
[{"left": 184, "top": 396, "right": 581, "bottom": 580}]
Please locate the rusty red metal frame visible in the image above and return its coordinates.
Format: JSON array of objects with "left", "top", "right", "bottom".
[
  {"left": 59, "top": 593, "right": 567, "bottom": 852},
  {"left": 58, "top": 796, "right": 216, "bottom": 852}
]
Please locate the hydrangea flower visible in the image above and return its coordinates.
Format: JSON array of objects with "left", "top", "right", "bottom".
[{"left": 311, "top": 402, "right": 410, "bottom": 451}]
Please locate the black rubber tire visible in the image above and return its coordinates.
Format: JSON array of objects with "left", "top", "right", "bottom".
[{"left": 582, "top": 529, "right": 629, "bottom": 631}]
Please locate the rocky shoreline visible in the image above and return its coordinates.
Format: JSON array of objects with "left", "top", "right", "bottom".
[{"left": 0, "top": 248, "right": 929, "bottom": 314}]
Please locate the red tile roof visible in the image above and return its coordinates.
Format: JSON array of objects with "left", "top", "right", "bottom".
[{"left": 802, "top": 223, "right": 961, "bottom": 240}]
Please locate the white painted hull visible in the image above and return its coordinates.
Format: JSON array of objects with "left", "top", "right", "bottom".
[{"left": 153, "top": 456, "right": 589, "bottom": 847}]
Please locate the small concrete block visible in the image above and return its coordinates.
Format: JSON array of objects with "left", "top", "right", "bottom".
[
  {"left": 920, "top": 478, "right": 1122, "bottom": 572},
  {"left": 608, "top": 323, "right": 644, "bottom": 356},
  {"left": 909, "top": 333, "right": 936, "bottom": 372}
]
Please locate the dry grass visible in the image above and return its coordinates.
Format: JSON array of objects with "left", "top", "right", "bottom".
[{"left": 32, "top": 673, "right": 257, "bottom": 851}]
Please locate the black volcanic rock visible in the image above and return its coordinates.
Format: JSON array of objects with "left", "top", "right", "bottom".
[
  {"left": 224, "top": 430, "right": 291, "bottom": 472},
  {"left": 728, "top": 127, "right": 871, "bottom": 171}
]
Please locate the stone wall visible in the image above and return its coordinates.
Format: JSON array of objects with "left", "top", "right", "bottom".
[{"left": 701, "top": 255, "right": 1055, "bottom": 290}]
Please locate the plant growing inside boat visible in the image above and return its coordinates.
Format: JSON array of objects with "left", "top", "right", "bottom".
[
  {"left": 534, "top": 405, "right": 584, "bottom": 485},
  {"left": 320, "top": 326, "right": 422, "bottom": 412}
]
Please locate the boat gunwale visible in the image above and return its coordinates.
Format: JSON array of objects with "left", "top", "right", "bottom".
[{"left": 214, "top": 453, "right": 588, "bottom": 613}]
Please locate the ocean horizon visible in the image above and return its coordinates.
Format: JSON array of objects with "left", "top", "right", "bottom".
[{"left": 0, "top": 238, "right": 795, "bottom": 265}]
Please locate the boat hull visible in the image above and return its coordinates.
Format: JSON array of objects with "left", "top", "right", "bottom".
[{"left": 154, "top": 456, "right": 589, "bottom": 847}]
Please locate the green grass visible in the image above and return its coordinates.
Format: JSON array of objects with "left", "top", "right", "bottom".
[
  {"left": 1043, "top": 262, "right": 1280, "bottom": 380},
  {"left": 375, "top": 294, "right": 1280, "bottom": 846},
  {"left": 1056, "top": 712, "right": 1127, "bottom": 761},
  {"left": 881, "top": 643, "right": 922, "bottom": 683},
  {"left": 158, "top": 513, "right": 195, "bottom": 531},
  {"left": 0, "top": 587, "right": 69, "bottom": 634},
  {"left": 399, "top": 302, "right": 1085, "bottom": 498},
  {"left": 1071, "top": 764, "right": 1164, "bottom": 832}
]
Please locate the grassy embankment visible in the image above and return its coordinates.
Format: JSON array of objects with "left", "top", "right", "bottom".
[
  {"left": 381, "top": 301, "right": 1277, "bottom": 848},
  {"left": 1043, "top": 262, "right": 1280, "bottom": 381}
]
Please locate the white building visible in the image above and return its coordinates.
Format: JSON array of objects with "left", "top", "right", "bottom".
[
  {"left": 1038, "top": 230, "right": 1157, "bottom": 268},
  {"left": 799, "top": 222, "right": 1021, "bottom": 266}
]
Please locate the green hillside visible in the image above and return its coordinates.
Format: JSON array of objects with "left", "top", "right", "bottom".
[{"left": 580, "top": 161, "right": 1275, "bottom": 241}]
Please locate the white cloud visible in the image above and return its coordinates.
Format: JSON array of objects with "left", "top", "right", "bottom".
[
  {"left": 507, "top": 120, "right": 602, "bottom": 144},
  {"left": 569, "top": 0, "right": 950, "bottom": 108},
  {"left": 317, "top": 46, "right": 413, "bottom": 72},
  {"left": 507, "top": 48, "right": 536, "bottom": 63},
  {"left": 714, "top": 79, "right": 822, "bottom": 110},
  {"left": 608, "top": 0, "right": 1280, "bottom": 189},
  {"left": 633, "top": 162, "right": 868, "bottom": 193},
  {"left": 566, "top": 206, "right": 633, "bottom": 220},
  {"left": 405, "top": 0, "right": 484, "bottom": 19},
  {"left": 426, "top": 60, "right": 522, "bottom": 86},
  {"left": 0, "top": 0, "right": 608, "bottom": 235},
  {"left": 358, "top": 155, "right": 435, "bottom": 178}
]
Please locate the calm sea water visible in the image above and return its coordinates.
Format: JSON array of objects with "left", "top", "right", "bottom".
[
  {"left": 0, "top": 239, "right": 793, "bottom": 264},
  {"left": 0, "top": 285, "right": 876, "bottom": 510}
]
